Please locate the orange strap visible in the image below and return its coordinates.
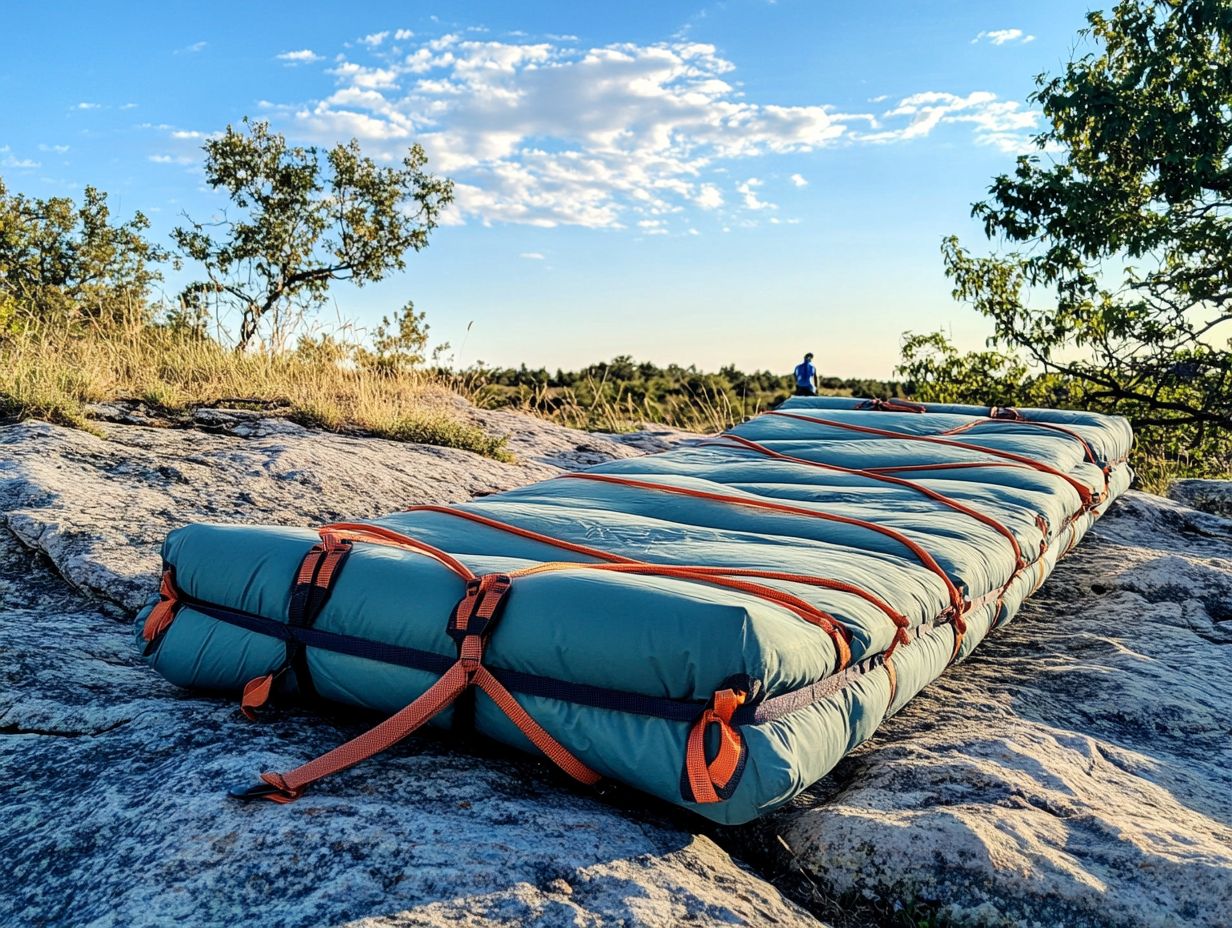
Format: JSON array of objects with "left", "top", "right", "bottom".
[
  {"left": 317, "top": 522, "right": 476, "bottom": 580},
  {"left": 766, "top": 410, "right": 1098, "bottom": 507},
  {"left": 235, "top": 572, "right": 599, "bottom": 803},
  {"left": 857, "top": 398, "right": 928, "bottom": 413},
  {"left": 242, "top": 534, "right": 355, "bottom": 719},
  {"left": 708, "top": 433, "right": 1028, "bottom": 570},
  {"left": 512, "top": 559, "right": 854, "bottom": 668},
  {"left": 855, "top": 400, "right": 1106, "bottom": 469},
  {"left": 683, "top": 687, "right": 747, "bottom": 804},
  {"left": 391, "top": 507, "right": 860, "bottom": 666},
  {"left": 141, "top": 568, "right": 179, "bottom": 642},
  {"left": 241, "top": 671, "right": 280, "bottom": 721},
  {"left": 405, "top": 505, "right": 636, "bottom": 564},
  {"left": 558, "top": 471, "right": 966, "bottom": 613}
]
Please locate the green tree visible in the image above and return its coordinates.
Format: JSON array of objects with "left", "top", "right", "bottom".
[
  {"left": 173, "top": 119, "right": 454, "bottom": 351},
  {"left": 360, "top": 300, "right": 445, "bottom": 374},
  {"left": 943, "top": 0, "right": 1232, "bottom": 451},
  {"left": 897, "top": 331, "right": 1033, "bottom": 405},
  {"left": 0, "top": 178, "right": 166, "bottom": 331}
]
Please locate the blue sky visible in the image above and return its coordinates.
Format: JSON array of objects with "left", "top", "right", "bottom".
[{"left": 3, "top": 1, "right": 1093, "bottom": 376}]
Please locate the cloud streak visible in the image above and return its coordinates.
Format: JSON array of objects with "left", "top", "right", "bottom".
[
  {"left": 277, "top": 49, "right": 323, "bottom": 65},
  {"left": 972, "top": 29, "right": 1035, "bottom": 46}
]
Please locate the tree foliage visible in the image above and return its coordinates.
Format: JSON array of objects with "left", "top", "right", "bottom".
[
  {"left": 943, "top": 0, "right": 1232, "bottom": 460},
  {"left": 173, "top": 119, "right": 454, "bottom": 350},
  {"left": 899, "top": 332, "right": 1037, "bottom": 405},
  {"left": 0, "top": 178, "right": 166, "bottom": 331},
  {"left": 361, "top": 301, "right": 439, "bottom": 374},
  {"left": 478, "top": 355, "right": 907, "bottom": 432}
]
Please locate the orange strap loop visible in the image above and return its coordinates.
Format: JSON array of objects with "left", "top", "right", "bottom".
[
  {"left": 683, "top": 688, "right": 747, "bottom": 804},
  {"left": 241, "top": 671, "right": 282, "bottom": 721},
  {"left": 141, "top": 568, "right": 180, "bottom": 642},
  {"left": 939, "top": 416, "right": 1102, "bottom": 469},
  {"left": 234, "top": 572, "right": 600, "bottom": 803},
  {"left": 318, "top": 522, "right": 477, "bottom": 581},
  {"left": 766, "top": 411, "right": 1097, "bottom": 507},
  {"left": 560, "top": 471, "right": 966, "bottom": 613}
]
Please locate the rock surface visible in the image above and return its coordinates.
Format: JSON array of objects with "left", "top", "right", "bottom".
[
  {"left": 0, "top": 411, "right": 657, "bottom": 612},
  {"left": 0, "top": 412, "right": 819, "bottom": 928},
  {"left": 775, "top": 492, "right": 1232, "bottom": 928},
  {"left": 1169, "top": 477, "right": 1232, "bottom": 518},
  {"left": 3, "top": 406, "right": 1230, "bottom": 928}
]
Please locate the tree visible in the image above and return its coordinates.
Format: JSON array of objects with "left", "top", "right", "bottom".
[
  {"left": 173, "top": 119, "right": 454, "bottom": 351},
  {"left": 359, "top": 300, "right": 446, "bottom": 374},
  {"left": 943, "top": 0, "right": 1232, "bottom": 448},
  {"left": 898, "top": 331, "right": 1034, "bottom": 405},
  {"left": 0, "top": 178, "right": 166, "bottom": 330}
]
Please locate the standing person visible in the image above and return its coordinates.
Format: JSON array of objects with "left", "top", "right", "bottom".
[{"left": 793, "top": 352, "right": 818, "bottom": 396}]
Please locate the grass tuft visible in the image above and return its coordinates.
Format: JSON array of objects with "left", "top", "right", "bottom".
[{"left": 0, "top": 324, "right": 510, "bottom": 460}]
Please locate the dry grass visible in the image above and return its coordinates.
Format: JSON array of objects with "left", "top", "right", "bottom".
[
  {"left": 476, "top": 377, "right": 760, "bottom": 435},
  {"left": 0, "top": 324, "right": 511, "bottom": 460}
]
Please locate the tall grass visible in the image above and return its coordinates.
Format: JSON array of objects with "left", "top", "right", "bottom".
[
  {"left": 0, "top": 323, "right": 511, "bottom": 460},
  {"left": 477, "top": 375, "right": 747, "bottom": 434}
]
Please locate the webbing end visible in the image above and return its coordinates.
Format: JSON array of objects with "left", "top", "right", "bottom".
[
  {"left": 228, "top": 781, "right": 284, "bottom": 801},
  {"left": 227, "top": 776, "right": 300, "bottom": 803}
]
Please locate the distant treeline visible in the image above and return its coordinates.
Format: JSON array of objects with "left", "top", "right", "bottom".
[{"left": 472, "top": 355, "right": 905, "bottom": 432}]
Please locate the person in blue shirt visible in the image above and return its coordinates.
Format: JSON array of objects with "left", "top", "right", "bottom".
[{"left": 793, "top": 352, "right": 818, "bottom": 396}]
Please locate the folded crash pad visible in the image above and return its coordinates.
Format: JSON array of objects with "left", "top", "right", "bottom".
[{"left": 135, "top": 397, "right": 1133, "bottom": 824}]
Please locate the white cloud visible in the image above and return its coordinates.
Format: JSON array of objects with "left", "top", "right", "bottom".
[
  {"left": 519, "top": 251, "right": 545, "bottom": 259},
  {"left": 737, "top": 178, "right": 774, "bottom": 210},
  {"left": 170, "top": 130, "right": 205, "bottom": 139},
  {"left": 394, "top": 29, "right": 415, "bottom": 40},
  {"left": 359, "top": 31, "right": 389, "bottom": 46},
  {"left": 277, "top": 49, "right": 323, "bottom": 64},
  {"left": 859, "top": 90, "right": 1039, "bottom": 152},
  {"left": 149, "top": 153, "right": 196, "bottom": 165},
  {"left": 2, "top": 153, "right": 40, "bottom": 169},
  {"left": 38, "top": 143, "right": 70, "bottom": 153},
  {"left": 269, "top": 34, "right": 1034, "bottom": 228},
  {"left": 695, "top": 184, "right": 724, "bottom": 209},
  {"left": 789, "top": 173, "right": 808, "bottom": 187},
  {"left": 177, "top": 40, "right": 208, "bottom": 54},
  {"left": 120, "top": 102, "right": 138, "bottom": 110},
  {"left": 972, "top": 29, "right": 1035, "bottom": 46},
  {"left": 75, "top": 102, "right": 101, "bottom": 110}
]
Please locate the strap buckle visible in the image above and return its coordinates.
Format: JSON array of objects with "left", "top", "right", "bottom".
[{"left": 448, "top": 573, "right": 513, "bottom": 645}]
